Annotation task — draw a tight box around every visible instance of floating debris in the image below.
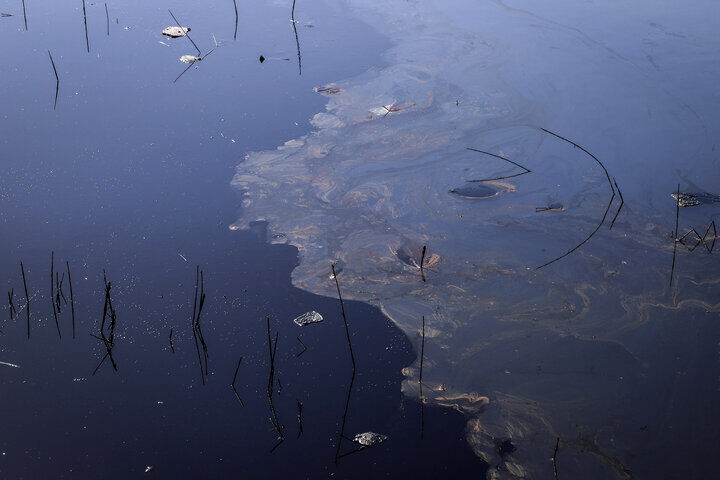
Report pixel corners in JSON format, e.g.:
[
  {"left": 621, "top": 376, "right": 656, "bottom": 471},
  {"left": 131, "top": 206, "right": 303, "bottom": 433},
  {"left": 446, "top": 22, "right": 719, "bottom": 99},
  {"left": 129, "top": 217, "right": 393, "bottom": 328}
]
[
  {"left": 1, "top": 13, "right": 13, "bottom": 17},
  {"left": 162, "top": 26, "right": 190, "bottom": 38},
  {"left": 0, "top": 361, "right": 20, "bottom": 368},
  {"left": 180, "top": 55, "right": 201, "bottom": 64},
  {"left": 259, "top": 55, "right": 266, "bottom": 63},
  {"left": 395, "top": 244, "right": 440, "bottom": 269},
  {"left": 72, "top": 377, "right": 86, "bottom": 382},
  {"left": 449, "top": 182, "right": 511, "bottom": 199},
  {"left": 353, "top": 432, "right": 387, "bottom": 446},
  {"left": 535, "top": 203, "right": 565, "bottom": 212},
  {"left": 671, "top": 192, "right": 720, "bottom": 207},
  {"left": 315, "top": 85, "right": 341, "bottom": 95},
  {"left": 144, "top": 466, "right": 154, "bottom": 473},
  {"left": 369, "top": 103, "right": 403, "bottom": 117},
  {"left": 293, "top": 311, "right": 323, "bottom": 326}
]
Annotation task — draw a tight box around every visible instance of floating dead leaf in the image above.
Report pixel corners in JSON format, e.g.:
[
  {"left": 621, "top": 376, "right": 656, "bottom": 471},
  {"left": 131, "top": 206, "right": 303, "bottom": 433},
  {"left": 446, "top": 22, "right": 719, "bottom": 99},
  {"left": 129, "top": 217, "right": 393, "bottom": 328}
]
[
  {"left": 180, "top": 54, "right": 201, "bottom": 64},
  {"left": 162, "top": 26, "right": 190, "bottom": 38}
]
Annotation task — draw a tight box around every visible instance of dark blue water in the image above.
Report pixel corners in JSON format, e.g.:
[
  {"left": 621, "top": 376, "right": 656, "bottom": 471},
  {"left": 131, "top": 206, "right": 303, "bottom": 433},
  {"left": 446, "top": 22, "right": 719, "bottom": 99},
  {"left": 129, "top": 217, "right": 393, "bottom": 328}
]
[{"left": 0, "top": 0, "right": 484, "bottom": 477}]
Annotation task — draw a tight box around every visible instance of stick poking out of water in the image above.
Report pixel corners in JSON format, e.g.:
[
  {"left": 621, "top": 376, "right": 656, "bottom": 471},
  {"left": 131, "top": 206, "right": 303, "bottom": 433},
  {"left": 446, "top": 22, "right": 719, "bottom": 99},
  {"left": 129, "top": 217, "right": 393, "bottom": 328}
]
[
  {"left": 21, "top": 262, "right": 30, "bottom": 339},
  {"left": 82, "top": 0, "right": 90, "bottom": 53},
  {"left": 21, "top": 0, "right": 27, "bottom": 30},
  {"left": 168, "top": 9, "right": 201, "bottom": 55},
  {"left": 231, "top": 355, "right": 244, "bottom": 406},
  {"left": 420, "top": 245, "right": 427, "bottom": 282},
  {"left": 232, "top": 0, "right": 238, "bottom": 40},
  {"left": 552, "top": 437, "right": 560, "bottom": 480},
  {"left": 48, "top": 50, "right": 59, "bottom": 110},
  {"left": 466, "top": 148, "right": 532, "bottom": 182},
  {"left": 168, "top": 328, "right": 175, "bottom": 353},
  {"left": 670, "top": 184, "right": 680, "bottom": 287},
  {"left": 66, "top": 261, "right": 75, "bottom": 339},
  {"left": 105, "top": 3, "right": 109, "bottom": 36},
  {"left": 50, "top": 251, "right": 61, "bottom": 338},
  {"left": 332, "top": 263, "right": 358, "bottom": 463}
]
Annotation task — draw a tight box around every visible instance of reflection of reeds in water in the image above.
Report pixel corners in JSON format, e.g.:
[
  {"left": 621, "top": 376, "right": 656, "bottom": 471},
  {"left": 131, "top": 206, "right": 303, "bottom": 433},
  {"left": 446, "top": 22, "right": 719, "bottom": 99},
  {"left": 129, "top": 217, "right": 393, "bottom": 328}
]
[
  {"left": 296, "top": 399, "right": 303, "bottom": 437},
  {"left": 670, "top": 184, "right": 680, "bottom": 287},
  {"left": 50, "top": 251, "right": 61, "bottom": 338},
  {"left": 20, "top": 262, "right": 30, "bottom": 339},
  {"left": 7, "top": 288, "right": 17, "bottom": 321},
  {"left": 266, "top": 316, "right": 284, "bottom": 452},
  {"left": 536, "top": 128, "right": 622, "bottom": 269},
  {"left": 466, "top": 147, "right": 531, "bottom": 182},
  {"left": 66, "top": 261, "right": 76, "bottom": 339},
  {"left": 92, "top": 271, "right": 118, "bottom": 375},
  {"left": 295, "top": 335, "right": 307, "bottom": 357},
  {"left": 48, "top": 51, "right": 59, "bottom": 110},
  {"left": 82, "top": 0, "right": 90, "bottom": 53},
  {"left": 191, "top": 266, "right": 209, "bottom": 384},
  {"left": 232, "top": 0, "right": 238, "bottom": 40},
  {"left": 420, "top": 245, "right": 427, "bottom": 282},
  {"left": 231, "top": 355, "right": 244, "bottom": 406},
  {"left": 552, "top": 437, "right": 560, "bottom": 480},
  {"left": 168, "top": 328, "right": 175, "bottom": 353},
  {"left": 332, "top": 263, "right": 358, "bottom": 463}
]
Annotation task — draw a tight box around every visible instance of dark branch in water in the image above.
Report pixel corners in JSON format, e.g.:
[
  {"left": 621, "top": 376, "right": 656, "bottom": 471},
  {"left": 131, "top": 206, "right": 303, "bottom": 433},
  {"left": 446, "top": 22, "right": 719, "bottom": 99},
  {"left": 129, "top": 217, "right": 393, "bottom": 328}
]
[
  {"left": 466, "top": 148, "right": 531, "bottom": 182},
  {"left": 420, "top": 245, "right": 427, "bottom": 282},
  {"left": 8, "top": 289, "right": 17, "bottom": 321},
  {"left": 540, "top": 128, "right": 614, "bottom": 194},
  {"left": 50, "top": 251, "right": 61, "bottom": 339},
  {"left": 419, "top": 315, "right": 426, "bottom": 439},
  {"left": 105, "top": 3, "right": 109, "bottom": 36},
  {"left": 232, "top": 0, "right": 238, "bottom": 40},
  {"left": 552, "top": 437, "right": 560, "bottom": 480},
  {"left": 48, "top": 51, "right": 59, "bottom": 110},
  {"left": 168, "top": 9, "right": 201, "bottom": 55},
  {"left": 536, "top": 128, "right": 619, "bottom": 269},
  {"left": 82, "top": 0, "right": 90, "bottom": 53},
  {"left": 295, "top": 335, "right": 307, "bottom": 357},
  {"left": 609, "top": 178, "right": 624, "bottom": 229},
  {"left": 66, "top": 261, "right": 75, "bottom": 339},
  {"left": 332, "top": 263, "right": 358, "bottom": 463},
  {"left": 231, "top": 355, "right": 244, "bottom": 406},
  {"left": 296, "top": 399, "right": 304, "bottom": 437},
  {"left": 670, "top": 184, "right": 680, "bottom": 287},
  {"left": 678, "top": 221, "right": 716, "bottom": 254},
  {"left": 21, "top": 0, "right": 27, "bottom": 30},
  {"left": 190, "top": 266, "right": 209, "bottom": 384},
  {"left": 21, "top": 262, "right": 30, "bottom": 339},
  {"left": 291, "top": 0, "right": 302, "bottom": 75},
  {"left": 536, "top": 188, "right": 615, "bottom": 269},
  {"left": 266, "top": 316, "right": 285, "bottom": 451},
  {"left": 168, "top": 328, "right": 175, "bottom": 353},
  {"left": 93, "top": 271, "right": 118, "bottom": 375}
]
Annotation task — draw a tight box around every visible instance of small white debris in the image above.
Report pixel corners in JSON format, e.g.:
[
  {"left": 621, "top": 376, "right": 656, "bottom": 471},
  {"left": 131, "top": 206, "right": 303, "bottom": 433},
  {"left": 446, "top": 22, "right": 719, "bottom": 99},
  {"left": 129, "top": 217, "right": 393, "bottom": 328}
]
[
  {"left": 353, "top": 432, "right": 387, "bottom": 446},
  {"left": 293, "top": 311, "right": 323, "bottom": 326},
  {"left": 162, "top": 26, "right": 190, "bottom": 38},
  {"left": 0, "top": 361, "right": 20, "bottom": 368},
  {"left": 180, "top": 55, "right": 201, "bottom": 64},
  {"left": 144, "top": 466, "right": 154, "bottom": 473},
  {"left": 73, "top": 377, "right": 86, "bottom": 382},
  {"left": 178, "top": 253, "right": 188, "bottom": 262}
]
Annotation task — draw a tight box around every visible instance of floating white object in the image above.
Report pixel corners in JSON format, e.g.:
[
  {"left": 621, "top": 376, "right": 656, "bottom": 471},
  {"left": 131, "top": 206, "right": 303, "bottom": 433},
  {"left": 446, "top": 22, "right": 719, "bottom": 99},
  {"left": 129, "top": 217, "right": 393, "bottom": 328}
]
[
  {"left": 353, "top": 432, "right": 387, "bottom": 446},
  {"left": 162, "top": 26, "right": 190, "bottom": 38},
  {"left": 293, "top": 311, "right": 323, "bottom": 326},
  {"left": 180, "top": 55, "right": 201, "bottom": 64},
  {"left": 0, "top": 361, "right": 19, "bottom": 368}
]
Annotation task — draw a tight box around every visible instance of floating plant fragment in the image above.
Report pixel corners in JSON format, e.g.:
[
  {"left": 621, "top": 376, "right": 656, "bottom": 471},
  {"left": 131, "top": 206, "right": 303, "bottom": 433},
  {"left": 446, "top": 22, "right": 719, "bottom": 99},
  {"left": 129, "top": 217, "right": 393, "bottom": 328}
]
[
  {"left": 315, "top": 85, "right": 341, "bottom": 95},
  {"left": 670, "top": 191, "right": 720, "bottom": 207},
  {"left": 0, "top": 361, "right": 20, "bottom": 368},
  {"left": 162, "top": 26, "right": 190, "bottom": 38},
  {"left": 179, "top": 54, "right": 201, "bottom": 64},
  {"left": 293, "top": 311, "right": 323, "bottom": 326},
  {"left": 353, "top": 432, "right": 387, "bottom": 446}
]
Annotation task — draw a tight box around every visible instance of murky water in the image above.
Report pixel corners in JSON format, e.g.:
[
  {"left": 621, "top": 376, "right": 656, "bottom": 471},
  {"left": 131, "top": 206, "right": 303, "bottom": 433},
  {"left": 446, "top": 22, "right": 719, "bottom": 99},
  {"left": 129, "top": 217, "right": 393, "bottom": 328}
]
[
  {"left": 234, "top": 0, "right": 720, "bottom": 478},
  {"left": 0, "top": 0, "right": 485, "bottom": 477}
]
